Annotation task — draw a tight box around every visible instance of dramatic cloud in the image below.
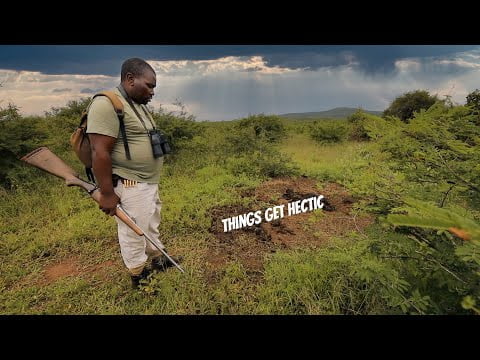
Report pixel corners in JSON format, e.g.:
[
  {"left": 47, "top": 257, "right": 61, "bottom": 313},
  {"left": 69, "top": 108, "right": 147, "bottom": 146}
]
[
  {"left": 0, "top": 70, "right": 117, "bottom": 115},
  {"left": 149, "top": 56, "right": 298, "bottom": 76},
  {"left": 1, "top": 47, "right": 480, "bottom": 121},
  {"left": 1, "top": 45, "right": 478, "bottom": 75}
]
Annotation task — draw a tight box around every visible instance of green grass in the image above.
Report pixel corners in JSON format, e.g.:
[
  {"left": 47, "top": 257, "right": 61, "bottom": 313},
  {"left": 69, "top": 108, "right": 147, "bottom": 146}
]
[
  {"left": 0, "top": 143, "right": 266, "bottom": 314},
  {"left": 1, "top": 118, "right": 477, "bottom": 314},
  {"left": 279, "top": 133, "right": 370, "bottom": 183}
]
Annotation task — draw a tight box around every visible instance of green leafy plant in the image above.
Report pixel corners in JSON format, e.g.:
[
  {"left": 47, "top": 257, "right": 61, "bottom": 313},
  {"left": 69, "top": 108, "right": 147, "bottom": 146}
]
[
  {"left": 383, "top": 90, "right": 438, "bottom": 122},
  {"left": 387, "top": 198, "right": 480, "bottom": 313},
  {"left": 309, "top": 120, "right": 348, "bottom": 144}
]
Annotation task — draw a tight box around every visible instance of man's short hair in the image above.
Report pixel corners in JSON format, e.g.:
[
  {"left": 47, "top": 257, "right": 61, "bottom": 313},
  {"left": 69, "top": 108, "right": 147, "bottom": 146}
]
[{"left": 121, "top": 58, "right": 155, "bottom": 81}]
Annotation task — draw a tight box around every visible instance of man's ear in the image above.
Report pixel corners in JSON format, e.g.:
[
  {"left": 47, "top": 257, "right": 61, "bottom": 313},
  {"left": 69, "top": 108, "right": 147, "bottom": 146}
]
[{"left": 126, "top": 73, "right": 135, "bottom": 87}]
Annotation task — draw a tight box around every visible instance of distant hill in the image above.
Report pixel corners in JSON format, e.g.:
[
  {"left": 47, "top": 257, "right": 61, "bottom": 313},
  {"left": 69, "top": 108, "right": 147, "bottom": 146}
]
[{"left": 278, "top": 107, "right": 383, "bottom": 119}]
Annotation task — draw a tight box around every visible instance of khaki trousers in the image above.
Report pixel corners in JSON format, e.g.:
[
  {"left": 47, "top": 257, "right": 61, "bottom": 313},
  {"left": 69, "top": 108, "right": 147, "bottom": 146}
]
[{"left": 113, "top": 181, "right": 165, "bottom": 274}]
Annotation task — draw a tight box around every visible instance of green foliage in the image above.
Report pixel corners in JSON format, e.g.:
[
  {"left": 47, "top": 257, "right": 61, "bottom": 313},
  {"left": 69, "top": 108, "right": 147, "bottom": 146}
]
[
  {"left": 225, "top": 149, "right": 300, "bottom": 179},
  {"left": 383, "top": 90, "right": 438, "bottom": 122},
  {"left": 347, "top": 109, "right": 386, "bottom": 141},
  {"left": 376, "top": 102, "right": 480, "bottom": 207},
  {"left": 466, "top": 89, "right": 480, "bottom": 112},
  {"left": 0, "top": 115, "right": 48, "bottom": 188},
  {"left": 309, "top": 120, "right": 348, "bottom": 144},
  {"left": 234, "top": 114, "right": 286, "bottom": 143},
  {"left": 2, "top": 91, "right": 479, "bottom": 315},
  {"left": 44, "top": 98, "right": 91, "bottom": 118},
  {"left": 258, "top": 232, "right": 431, "bottom": 315},
  {"left": 151, "top": 104, "right": 205, "bottom": 152},
  {"left": 388, "top": 198, "right": 480, "bottom": 240},
  {"left": 221, "top": 115, "right": 298, "bottom": 179},
  {"left": 466, "top": 89, "right": 480, "bottom": 127},
  {"left": 0, "top": 103, "right": 21, "bottom": 121},
  {"left": 340, "top": 102, "right": 480, "bottom": 214},
  {"left": 386, "top": 198, "right": 480, "bottom": 313}
]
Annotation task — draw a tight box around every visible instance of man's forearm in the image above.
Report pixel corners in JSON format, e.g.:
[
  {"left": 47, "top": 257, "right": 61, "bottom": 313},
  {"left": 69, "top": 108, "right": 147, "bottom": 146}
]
[{"left": 91, "top": 150, "right": 114, "bottom": 195}]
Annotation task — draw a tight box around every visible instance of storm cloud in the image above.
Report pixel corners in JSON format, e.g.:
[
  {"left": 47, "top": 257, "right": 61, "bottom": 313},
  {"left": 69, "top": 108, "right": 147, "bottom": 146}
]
[
  {"left": 1, "top": 46, "right": 480, "bottom": 120},
  {"left": 1, "top": 45, "right": 479, "bottom": 76}
]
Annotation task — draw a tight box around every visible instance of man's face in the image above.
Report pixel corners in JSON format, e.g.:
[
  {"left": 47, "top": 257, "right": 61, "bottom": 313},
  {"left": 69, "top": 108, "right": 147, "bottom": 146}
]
[{"left": 126, "top": 70, "right": 156, "bottom": 105}]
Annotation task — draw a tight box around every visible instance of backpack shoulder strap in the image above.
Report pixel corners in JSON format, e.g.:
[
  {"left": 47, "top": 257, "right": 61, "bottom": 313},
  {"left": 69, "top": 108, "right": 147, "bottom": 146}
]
[
  {"left": 90, "top": 91, "right": 131, "bottom": 160},
  {"left": 92, "top": 91, "right": 124, "bottom": 118}
]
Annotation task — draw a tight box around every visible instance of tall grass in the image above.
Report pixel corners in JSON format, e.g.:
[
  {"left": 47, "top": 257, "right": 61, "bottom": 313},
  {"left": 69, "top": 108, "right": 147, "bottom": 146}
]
[{"left": 279, "top": 133, "right": 370, "bottom": 183}]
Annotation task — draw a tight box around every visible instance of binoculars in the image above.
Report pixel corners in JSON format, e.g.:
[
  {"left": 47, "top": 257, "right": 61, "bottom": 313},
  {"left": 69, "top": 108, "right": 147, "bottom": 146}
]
[{"left": 148, "top": 130, "right": 171, "bottom": 158}]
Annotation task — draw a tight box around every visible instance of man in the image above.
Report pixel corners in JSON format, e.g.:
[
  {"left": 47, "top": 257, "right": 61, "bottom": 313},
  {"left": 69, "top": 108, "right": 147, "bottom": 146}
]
[{"left": 87, "top": 58, "right": 182, "bottom": 289}]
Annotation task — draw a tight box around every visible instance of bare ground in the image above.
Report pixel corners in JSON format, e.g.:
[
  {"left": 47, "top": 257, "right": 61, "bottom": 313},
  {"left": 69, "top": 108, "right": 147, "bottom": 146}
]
[
  {"left": 205, "top": 176, "right": 374, "bottom": 283},
  {"left": 41, "top": 257, "right": 120, "bottom": 285}
]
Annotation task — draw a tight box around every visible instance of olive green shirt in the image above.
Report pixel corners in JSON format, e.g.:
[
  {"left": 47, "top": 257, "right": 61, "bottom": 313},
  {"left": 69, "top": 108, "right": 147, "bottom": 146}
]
[{"left": 86, "top": 87, "right": 163, "bottom": 183}]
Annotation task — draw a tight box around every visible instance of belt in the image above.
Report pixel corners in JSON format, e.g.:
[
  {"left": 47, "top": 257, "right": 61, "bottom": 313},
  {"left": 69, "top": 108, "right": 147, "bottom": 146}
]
[{"left": 112, "top": 174, "right": 138, "bottom": 188}]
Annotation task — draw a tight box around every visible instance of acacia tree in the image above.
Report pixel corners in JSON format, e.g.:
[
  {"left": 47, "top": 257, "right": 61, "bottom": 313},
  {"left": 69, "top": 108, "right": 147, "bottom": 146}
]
[{"left": 383, "top": 90, "right": 438, "bottom": 122}]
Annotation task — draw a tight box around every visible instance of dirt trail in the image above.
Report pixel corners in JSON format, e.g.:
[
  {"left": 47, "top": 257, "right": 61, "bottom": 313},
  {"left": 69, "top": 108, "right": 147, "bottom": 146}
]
[
  {"left": 39, "top": 257, "right": 119, "bottom": 286},
  {"left": 206, "top": 176, "right": 374, "bottom": 283}
]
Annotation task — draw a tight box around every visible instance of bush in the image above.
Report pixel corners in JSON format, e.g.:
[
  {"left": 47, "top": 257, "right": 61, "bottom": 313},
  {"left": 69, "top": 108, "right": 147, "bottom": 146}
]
[
  {"left": 44, "top": 98, "right": 91, "bottom": 118},
  {"left": 378, "top": 102, "right": 480, "bottom": 205},
  {"left": 309, "top": 120, "right": 348, "bottom": 144},
  {"left": 223, "top": 115, "right": 285, "bottom": 156},
  {"left": 347, "top": 110, "right": 385, "bottom": 141},
  {"left": 387, "top": 199, "right": 480, "bottom": 314},
  {"left": 466, "top": 89, "right": 480, "bottom": 112},
  {"left": 0, "top": 103, "right": 21, "bottom": 122},
  {"left": 383, "top": 90, "right": 438, "bottom": 122},
  {"left": 226, "top": 149, "right": 299, "bottom": 179},
  {"left": 466, "top": 89, "right": 480, "bottom": 126},
  {"left": 225, "top": 126, "right": 270, "bottom": 155},
  {"left": 151, "top": 104, "right": 205, "bottom": 152},
  {"left": 234, "top": 114, "right": 286, "bottom": 143},
  {"left": 0, "top": 113, "right": 48, "bottom": 188}
]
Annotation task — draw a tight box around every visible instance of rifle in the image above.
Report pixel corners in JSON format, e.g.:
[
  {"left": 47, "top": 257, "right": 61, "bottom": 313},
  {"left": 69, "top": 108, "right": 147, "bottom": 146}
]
[{"left": 20, "top": 146, "right": 185, "bottom": 273}]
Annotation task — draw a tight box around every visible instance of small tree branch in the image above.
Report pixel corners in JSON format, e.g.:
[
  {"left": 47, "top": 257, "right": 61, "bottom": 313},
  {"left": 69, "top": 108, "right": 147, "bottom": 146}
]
[{"left": 439, "top": 183, "right": 455, "bottom": 208}]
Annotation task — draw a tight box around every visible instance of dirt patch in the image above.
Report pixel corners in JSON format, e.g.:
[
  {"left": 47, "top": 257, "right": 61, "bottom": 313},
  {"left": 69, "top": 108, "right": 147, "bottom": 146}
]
[
  {"left": 39, "top": 257, "right": 118, "bottom": 286},
  {"left": 43, "top": 258, "right": 81, "bottom": 284},
  {"left": 207, "top": 205, "right": 277, "bottom": 283},
  {"left": 206, "top": 176, "right": 374, "bottom": 283}
]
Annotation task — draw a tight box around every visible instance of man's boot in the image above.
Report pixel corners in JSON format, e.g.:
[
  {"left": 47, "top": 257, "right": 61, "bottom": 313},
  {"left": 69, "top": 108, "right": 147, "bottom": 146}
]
[
  {"left": 130, "top": 267, "right": 151, "bottom": 289},
  {"left": 151, "top": 254, "right": 184, "bottom": 272}
]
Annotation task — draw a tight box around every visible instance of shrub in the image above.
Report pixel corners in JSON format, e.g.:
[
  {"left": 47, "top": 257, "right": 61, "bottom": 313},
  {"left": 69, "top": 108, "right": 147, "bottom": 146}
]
[
  {"left": 0, "top": 103, "right": 21, "bottom": 122},
  {"left": 0, "top": 113, "right": 47, "bottom": 188},
  {"left": 44, "top": 98, "right": 91, "bottom": 118},
  {"left": 466, "top": 89, "right": 480, "bottom": 126},
  {"left": 387, "top": 198, "right": 480, "bottom": 314},
  {"left": 226, "top": 149, "right": 299, "bottom": 179},
  {"left": 466, "top": 89, "right": 480, "bottom": 112},
  {"left": 234, "top": 114, "right": 286, "bottom": 143},
  {"left": 378, "top": 102, "right": 480, "bottom": 206},
  {"left": 309, "top": 120, "right": 348, "bottom": 144},
  {"left": 151, "top": 104, "right": 205, "bottom": 152},
  {"left": 347, "top": 109, "right": 385, "bottom": 141},
  {"left": 383, "top": 90, "right": 438, "bottom": 122}
]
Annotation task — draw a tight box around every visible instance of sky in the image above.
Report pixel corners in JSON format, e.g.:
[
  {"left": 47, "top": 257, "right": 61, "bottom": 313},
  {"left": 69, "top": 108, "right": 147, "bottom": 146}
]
[{"left": 1, "top": 45, "right": 480, "bottom": 121}]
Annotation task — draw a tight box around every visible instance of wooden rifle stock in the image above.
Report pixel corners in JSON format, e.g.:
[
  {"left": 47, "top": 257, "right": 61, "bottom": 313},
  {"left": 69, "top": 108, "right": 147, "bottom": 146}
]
[
  {"left": 21, "top": 147, "right": 185, "bottom": 272},
  {"left": 20, "top": 147, "right": 142, "bottom": 235}
]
